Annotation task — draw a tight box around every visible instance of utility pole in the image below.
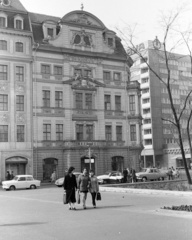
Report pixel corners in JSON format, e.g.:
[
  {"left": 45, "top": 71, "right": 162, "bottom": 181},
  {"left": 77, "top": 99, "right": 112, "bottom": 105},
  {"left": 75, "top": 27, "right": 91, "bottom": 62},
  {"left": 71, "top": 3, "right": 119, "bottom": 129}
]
[{"left": 88, "top": 146, "right": 91, "bottom": 170}]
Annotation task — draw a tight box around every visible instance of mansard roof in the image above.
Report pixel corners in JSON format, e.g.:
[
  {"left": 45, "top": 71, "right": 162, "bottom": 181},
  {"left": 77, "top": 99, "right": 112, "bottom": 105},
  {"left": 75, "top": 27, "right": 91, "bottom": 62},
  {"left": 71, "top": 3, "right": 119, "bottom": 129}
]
[{"left": 0, "top": 0, "right": 27, "bottom": 12}]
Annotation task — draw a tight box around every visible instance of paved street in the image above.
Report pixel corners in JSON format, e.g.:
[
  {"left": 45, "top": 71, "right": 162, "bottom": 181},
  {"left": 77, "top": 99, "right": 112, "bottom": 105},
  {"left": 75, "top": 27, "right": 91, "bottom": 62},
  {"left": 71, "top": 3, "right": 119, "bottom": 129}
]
[{"left": 0, "top": 185, "right": 192, "bottom": 240}]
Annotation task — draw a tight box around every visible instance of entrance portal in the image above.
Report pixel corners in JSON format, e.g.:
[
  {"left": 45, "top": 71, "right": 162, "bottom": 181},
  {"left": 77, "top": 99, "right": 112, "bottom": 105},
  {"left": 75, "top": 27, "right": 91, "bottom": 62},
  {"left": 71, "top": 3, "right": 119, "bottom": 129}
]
[
  {"left": 111, "top": 156, "right": 124, "bottom": 172},
  {"left": 43, "top": 158, "right": 58, "bottom": 180},
  {"left": 6, "top": 157, "right": 28, "bottom": 177},
  {"left": 81, "top": 157, "right": 95, "bottom": 173}
]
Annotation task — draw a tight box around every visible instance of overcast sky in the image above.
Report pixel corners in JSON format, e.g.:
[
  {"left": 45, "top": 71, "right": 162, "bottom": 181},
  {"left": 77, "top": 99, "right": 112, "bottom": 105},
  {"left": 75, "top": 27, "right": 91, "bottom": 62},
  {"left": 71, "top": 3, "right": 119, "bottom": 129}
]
[{"left": 21, "top": 0, "right": 192, "bottom": 50}]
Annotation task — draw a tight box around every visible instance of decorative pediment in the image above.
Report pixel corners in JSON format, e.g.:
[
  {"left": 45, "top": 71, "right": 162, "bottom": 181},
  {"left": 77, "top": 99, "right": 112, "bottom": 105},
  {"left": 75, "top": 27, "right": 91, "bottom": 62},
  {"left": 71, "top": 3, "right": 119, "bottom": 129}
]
[
  {"left": 61, "top": 11, "right": 106, "bottom": 29},
  {"left": 64, "top": 76, "right": 105, "bottom": 90}
]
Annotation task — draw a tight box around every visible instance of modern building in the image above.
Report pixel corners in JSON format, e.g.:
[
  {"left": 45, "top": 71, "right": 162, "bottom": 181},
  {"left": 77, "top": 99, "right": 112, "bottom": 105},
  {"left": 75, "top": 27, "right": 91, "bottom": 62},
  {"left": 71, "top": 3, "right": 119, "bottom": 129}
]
[
  {"left": 0, "top": 0, "right": 142, "bottom": 181},
  {"left": 130, "top": 40, "right": 192, "bottom": 169}
]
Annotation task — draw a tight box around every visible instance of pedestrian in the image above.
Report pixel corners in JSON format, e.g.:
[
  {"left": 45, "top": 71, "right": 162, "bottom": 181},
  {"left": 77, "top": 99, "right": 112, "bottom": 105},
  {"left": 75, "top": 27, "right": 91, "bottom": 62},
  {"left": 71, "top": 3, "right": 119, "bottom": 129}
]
[
  {"left": 10, "top": 171, "right": 14, "bottom": 180},
  {"left": 50, "top": 170, "right": 56, "bottom": 183},
  {"left": 122, "top": 168, "right": 128, "bottom": 183},
  {"left": 63, "top": 166, "right": 77, "bottom": 210},
  {"left": 77, "top": 168, "right": 90, "bottom": 209},
  {"left": 89, "top": 170, "right": 99, "bottom": 208},
  {"left": 6, "top": 171, "right": 11, "bottom": 180},
  {"left": 167, "top": 167, "right": 173, "bottom": 180},
  {"left": 130, "top": 168, "right": 137, "bottom": 183}
]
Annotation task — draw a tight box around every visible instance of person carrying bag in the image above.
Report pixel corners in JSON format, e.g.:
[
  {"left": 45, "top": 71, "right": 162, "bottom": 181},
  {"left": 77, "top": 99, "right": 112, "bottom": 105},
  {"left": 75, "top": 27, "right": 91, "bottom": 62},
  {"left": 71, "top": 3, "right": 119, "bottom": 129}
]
[{"left": 89, "top": 170, "right": 100, "bottom": 208}]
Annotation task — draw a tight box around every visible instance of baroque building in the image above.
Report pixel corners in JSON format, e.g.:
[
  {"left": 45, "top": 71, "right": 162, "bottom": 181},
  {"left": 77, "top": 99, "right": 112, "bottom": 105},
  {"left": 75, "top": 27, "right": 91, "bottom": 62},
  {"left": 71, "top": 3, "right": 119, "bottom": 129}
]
[{"left": 0, "top": 0, "right": 142, "bottom": 181}]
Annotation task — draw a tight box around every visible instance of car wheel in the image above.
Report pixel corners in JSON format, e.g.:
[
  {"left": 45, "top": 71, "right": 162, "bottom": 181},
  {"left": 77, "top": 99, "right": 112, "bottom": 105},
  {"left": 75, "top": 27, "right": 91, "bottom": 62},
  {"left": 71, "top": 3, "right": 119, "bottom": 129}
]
[
  {"left": 30, "top": 185, "right": 36, "bottom": 189},
  {"left": 9, "top": 185, "right": 15, "bottom": 191},
  {"left": 142, "top": 177, "right": 147, "bottom": 182}
]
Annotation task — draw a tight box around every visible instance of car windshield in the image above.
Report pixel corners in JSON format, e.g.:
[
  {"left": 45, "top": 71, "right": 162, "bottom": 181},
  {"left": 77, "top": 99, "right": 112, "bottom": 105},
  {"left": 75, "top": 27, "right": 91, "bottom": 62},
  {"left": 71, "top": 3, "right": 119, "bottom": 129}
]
[
  {"left": 13, "top": 176, "right": 19, "bottom": 180},
  {"left": 140, "top": 169, "right": 147, "bottom": 172}
]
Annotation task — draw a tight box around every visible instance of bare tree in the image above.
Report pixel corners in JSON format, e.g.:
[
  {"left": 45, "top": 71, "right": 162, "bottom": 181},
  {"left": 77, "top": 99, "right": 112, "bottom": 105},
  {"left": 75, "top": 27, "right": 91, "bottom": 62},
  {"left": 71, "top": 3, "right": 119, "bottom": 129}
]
[{"left": 117, "top": 6, "right": 192, "bottom": 184}]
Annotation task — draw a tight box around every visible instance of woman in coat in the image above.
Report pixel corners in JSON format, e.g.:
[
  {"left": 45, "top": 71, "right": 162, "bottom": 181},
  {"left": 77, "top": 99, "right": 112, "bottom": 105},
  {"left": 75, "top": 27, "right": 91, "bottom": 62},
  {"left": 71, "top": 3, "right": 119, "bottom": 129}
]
[
  {"left": 77, "top": 168, "right": 90, "bottom": 209},
  {"left": 63, "top": 166, "right": 77, "bottom": 210},
  {"left": 89, "top": 170, "right": 99, "bottom": 208}
]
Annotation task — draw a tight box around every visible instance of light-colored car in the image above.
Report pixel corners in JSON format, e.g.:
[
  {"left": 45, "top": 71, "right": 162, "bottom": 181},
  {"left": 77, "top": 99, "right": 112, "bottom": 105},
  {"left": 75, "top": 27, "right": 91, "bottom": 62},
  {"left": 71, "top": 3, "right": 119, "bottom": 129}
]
[
  {"left": 55, "top": 172, "right": 81, "bottom": 187},
  {"left": 136, "top": 168, "right": 167, "bottom": 182},
  {"left": 97, "top": 171, "right": 123, "bottom": 184},
  {"left": 2, "top": 175, "right": 41, "bottom": 190}
]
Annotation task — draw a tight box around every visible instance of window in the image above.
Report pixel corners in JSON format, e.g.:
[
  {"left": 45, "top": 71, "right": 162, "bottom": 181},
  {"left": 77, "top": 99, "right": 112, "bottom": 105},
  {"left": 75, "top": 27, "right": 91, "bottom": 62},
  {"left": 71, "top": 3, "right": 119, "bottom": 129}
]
[
  {"left": 0, "top": 40, "right": 7, "bottom": 50},
  {"left": 84, "top": 36, "right": 90, "bottom": 46},
  {"left": 143, "top": 108, "right": 150, "bottom": 114},
  {"left": 75, "top": 92, "right": 93, "bottom": 109},
  {"left": 76, "top": 124, "right": 94, "bottom": 141},
  {"left": 0, "top": 17, "right": 6, "bottom": 27},
  {"left": 0, "top": 125, "right": 8, "bottom": 142},
  {"left": 114, "top": 72, "right": 121, "bottom": 81},
  {"left": 16, "top": 66, "right": 24, "bottom": 81},
  {"left": 16, "top": 95, "right": 24, "bottom": 111},
  {"left": 0, "top": 94, "right": 8, "bottom": 111},
  {"left": 15, "top": 42, "right": 23, "bottom": 52},
  {"left": 142, "top": 98, "right": 150, "bottom": 104},
  {"left": 43, "top": 124, "right": 51, "bottom": 141},
  {"left": 143, "top": 118, "right": 151, "bottom": 124},
  {"left": 103, "top": 71, "right": 110, "bottom": 81},
  {"left": 130, "top": 125, "right": 136, "bottom": 141},
  {"left": 15, "top": 20, "right": 22, "bottom": 29},
  {"left": 104, "top": 95, "right": 111, "bottom": 110},
  {"left": 47, "top": 28, "right": 53, "bottom": 37},
  {"left": 85, "top": 93, "right": 92, "bottom": 109},
  {"left": 144, "top": 129, "right": 152, "bottom": 134},
  {"left": 145, "top": 139, "right": 152, "bottom": 145},
  {"left": 86, "top": 125, "right": 93, "bottom": 140},
  {"left": 56, "top": 124, "right": 63, "bottom": 141},
  {"left": 116, "top": 126, "right": 122, "bottom": 141},
  {"left": 115, "top": 96, "right": 121, "bottom": 111},
  {"left": 42, "top": 90, "right": 50, "bottom": 107},
  {"left": 17, "top": 125, "right": 24, "bottom": 142},
  {"left": 76, "top": 92, "right": 83, "bottom": 109},
  {"left": 55, "top": 91, "right": 63, "bottom": 108},
  {"left": 108, "top": 38, "right": 113, "bottom": 47},
  {"left": 74, "top": 68, "right": 92, "bottom": 78},
  {"left": 0, "top": 65, "right": 8, "bottom": 80},
  {"left": 74, "top": 34, "right": 81, "bottom": 44},
  {"left": 105, "top": 125, "right": 112, "bottom": 141},
  {"left": 76, "top": 124, "right": 83, "bottom": 140},
  {"left": 54, "top": 66, "right": 62, "bottom": 75},
  {"left": 141, "top": 68, "right": 148, "bottom": 74},
  {"left": 129, "top": 95, "right": 135, "bottom": 113},
  {"left": 41, "top": 65, "right": 50, "bottom": 74}
]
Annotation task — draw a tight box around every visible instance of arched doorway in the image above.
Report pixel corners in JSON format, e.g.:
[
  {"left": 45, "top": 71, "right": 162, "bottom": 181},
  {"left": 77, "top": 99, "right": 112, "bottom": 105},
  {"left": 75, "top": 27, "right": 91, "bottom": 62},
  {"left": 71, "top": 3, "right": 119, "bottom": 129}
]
[
  {"left": 6, "top": 156, "right": 28, "bottom": 176},
  {"left": 43, "top": 158, "right": 58, "bottom": 181},
  {"left": 81, "top": 156, "right": 95, "bottom": 173},
  {"left": 111, "top": 156, "right": 124, "bottom": 172}
]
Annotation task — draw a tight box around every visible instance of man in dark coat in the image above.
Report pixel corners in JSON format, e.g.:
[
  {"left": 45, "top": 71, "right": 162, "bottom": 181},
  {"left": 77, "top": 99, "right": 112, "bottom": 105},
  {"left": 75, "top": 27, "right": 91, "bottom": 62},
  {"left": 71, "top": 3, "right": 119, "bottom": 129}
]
[
  {"left": 63, "top": 166, "right": 77, "bottom": 210},
  {"left": 123, "top": 168, "right": 128, "bottom": 183}
]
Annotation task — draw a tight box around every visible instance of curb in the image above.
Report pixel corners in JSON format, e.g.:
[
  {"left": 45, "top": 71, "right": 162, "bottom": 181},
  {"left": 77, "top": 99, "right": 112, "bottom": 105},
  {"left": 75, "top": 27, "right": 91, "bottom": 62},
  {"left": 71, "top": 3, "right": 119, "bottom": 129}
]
[{"left": 100, "top": 186, "right": 192, "bottom": 197}]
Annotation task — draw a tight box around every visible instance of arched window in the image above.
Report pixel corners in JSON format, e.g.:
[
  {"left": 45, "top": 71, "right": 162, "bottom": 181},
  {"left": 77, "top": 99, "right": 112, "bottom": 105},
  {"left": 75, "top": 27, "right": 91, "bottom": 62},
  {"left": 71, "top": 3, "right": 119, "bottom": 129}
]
[
  {"left": 15, "top": 42, "right": 23, "bottom": 52},
  {"left": 14, "top": 15, "right": 24, "bottom": 30},
  {"left": 0, "top": 12, "right": 7, "bottom": 28},
  {"left": 0, "top": 40, "right": 7, "bottom": 50},
  {"left": 74, "top": 34, "right": 81, "bottom": 44}
]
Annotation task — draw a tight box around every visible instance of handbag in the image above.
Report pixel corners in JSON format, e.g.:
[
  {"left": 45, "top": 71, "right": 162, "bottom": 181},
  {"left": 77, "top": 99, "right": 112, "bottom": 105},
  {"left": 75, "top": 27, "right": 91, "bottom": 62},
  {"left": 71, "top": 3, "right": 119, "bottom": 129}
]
[
  {"left": 76, "top": 190, "right": 81, "bottom": 204},
  {"left": 63, "top": 192, "right": 67, "bottom": 204},
  {"left": 96, "top": 192, "right": 101, "bottom": 201}
]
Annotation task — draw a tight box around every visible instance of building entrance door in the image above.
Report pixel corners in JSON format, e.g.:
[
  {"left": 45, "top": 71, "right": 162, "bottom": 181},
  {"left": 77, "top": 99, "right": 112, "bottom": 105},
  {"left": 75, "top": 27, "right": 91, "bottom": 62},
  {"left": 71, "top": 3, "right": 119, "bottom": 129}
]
[
  {"left": 81, "top": 157, "right": 95, "bottom": 173},
  {"left": 43, "top": 158, "right": 58, "bottom": 181}
]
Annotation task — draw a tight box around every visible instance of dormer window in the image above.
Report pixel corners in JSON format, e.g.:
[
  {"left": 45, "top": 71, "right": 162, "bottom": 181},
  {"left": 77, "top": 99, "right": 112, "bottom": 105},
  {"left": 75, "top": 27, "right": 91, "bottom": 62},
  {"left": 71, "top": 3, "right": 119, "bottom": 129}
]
[
  {"left": 0, "top": 13, "right": 7, "bottom": 28},
  {"left": 47, "top": 28, "right": 54, "bottom": 37},
  {"left": 108, "top": 38, "right": 113, "bottom": 47},
  {"left": 14, "top": 15, "right": 24, "bottom": 30}
]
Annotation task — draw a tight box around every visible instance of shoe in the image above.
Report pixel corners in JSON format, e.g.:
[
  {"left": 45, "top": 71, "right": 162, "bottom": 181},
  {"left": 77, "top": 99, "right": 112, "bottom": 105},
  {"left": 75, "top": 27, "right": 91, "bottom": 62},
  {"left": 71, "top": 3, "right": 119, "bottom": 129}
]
[
  {"left": 69, "top": 207, "right": 72, "bottom": 210},
  {"left": 93, "top": 205, "right": 96, "bottom": 208},
  {"left": 83, "top": 206, "right": 86, "bottom": 209},
  {"left": 72, "top": 207, "right": 76, "bottom": 210}
]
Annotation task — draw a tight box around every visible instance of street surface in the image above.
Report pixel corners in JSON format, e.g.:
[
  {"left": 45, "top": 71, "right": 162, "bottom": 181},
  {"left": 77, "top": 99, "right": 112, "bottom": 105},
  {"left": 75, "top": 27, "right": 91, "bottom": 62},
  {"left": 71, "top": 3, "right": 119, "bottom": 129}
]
[{"left": 0, "top": 185, "right": 192, "bottom": 240}]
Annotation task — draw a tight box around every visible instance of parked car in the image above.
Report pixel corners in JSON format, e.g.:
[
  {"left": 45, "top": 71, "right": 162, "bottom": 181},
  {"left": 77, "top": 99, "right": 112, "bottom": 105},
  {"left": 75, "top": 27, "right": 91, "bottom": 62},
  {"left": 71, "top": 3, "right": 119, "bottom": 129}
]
[
  {"left": 136, "top": 168, "right": 167, "bottom": 182},
  {"left": 2, "top": 175, "right": 41, "bottom": 190},
  {"left": 97, "top": 171, "right": 123, "bottom": 184},
  {"left": 55, "top": 172, "right": 81, "bottom": 187}
]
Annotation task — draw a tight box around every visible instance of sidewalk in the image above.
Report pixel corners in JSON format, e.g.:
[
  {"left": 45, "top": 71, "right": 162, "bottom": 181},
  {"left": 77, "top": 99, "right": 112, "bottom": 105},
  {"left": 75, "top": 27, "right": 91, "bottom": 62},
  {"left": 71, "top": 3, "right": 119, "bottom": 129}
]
[{"left": 100, "top": 186, "right": 192, "bottom": 197}]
